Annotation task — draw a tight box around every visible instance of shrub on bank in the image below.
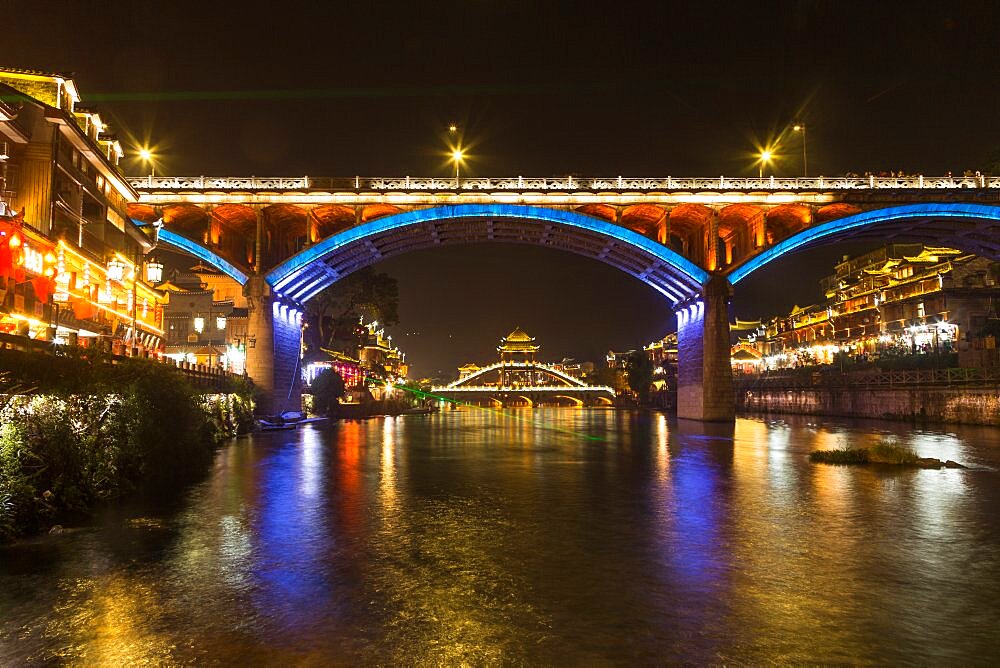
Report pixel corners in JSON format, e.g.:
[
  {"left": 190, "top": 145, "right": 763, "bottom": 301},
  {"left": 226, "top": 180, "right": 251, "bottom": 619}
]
[
  {"left": 809, "top": 448, "right": 871, "bottom": 464},
  {"left": 0, "top": 354, "right": 253, "bottom": 542},
  {"left": 809, "top": 441, "right": 921, "bottom": 466}
]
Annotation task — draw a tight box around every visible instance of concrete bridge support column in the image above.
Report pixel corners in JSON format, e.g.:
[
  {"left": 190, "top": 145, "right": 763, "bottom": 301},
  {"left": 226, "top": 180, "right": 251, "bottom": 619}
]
[
  {"left": 244, "top": 276, "right": 303, "bottom": 415},
  {"left": 676, "top": 275, "right": 734, "bottom": 421}
]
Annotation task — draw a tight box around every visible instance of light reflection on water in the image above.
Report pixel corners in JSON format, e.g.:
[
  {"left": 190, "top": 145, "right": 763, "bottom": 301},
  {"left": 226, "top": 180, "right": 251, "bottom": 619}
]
[{"left": 2, "top": 410, "right": 1000, "bottom": 664}]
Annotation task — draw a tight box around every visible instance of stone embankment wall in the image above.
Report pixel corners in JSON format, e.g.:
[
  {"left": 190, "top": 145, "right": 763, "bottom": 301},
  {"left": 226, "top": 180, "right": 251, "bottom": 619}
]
[{"left": 738, "top": 386, "right": 1000, "bottom": 426}]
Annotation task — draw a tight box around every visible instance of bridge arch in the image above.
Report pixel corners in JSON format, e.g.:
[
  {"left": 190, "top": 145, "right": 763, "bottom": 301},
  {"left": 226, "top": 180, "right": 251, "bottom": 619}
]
[
  {"left": 266, "top": 204, "right": 709, "bottom": 305},
  {"left": 150, "top": 228, "right": 250, "bottom": 285},
  {"left": 728, "top": 203, "right": 1000, "bottom": 285},
  {"left": 448, "top": 361, "right": 587, "bottom": 388}
]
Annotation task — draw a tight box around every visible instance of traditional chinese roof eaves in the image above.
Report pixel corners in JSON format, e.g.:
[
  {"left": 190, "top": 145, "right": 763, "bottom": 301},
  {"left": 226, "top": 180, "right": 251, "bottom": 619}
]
[{"left": 0, "top": 65, "right": 75, "bottom": 79}]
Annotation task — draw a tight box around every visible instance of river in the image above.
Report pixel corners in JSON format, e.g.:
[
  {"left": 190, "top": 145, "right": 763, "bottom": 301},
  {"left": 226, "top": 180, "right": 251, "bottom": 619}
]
[{"left": 2, "top": 409, "right": 1000, "bottom": 664}]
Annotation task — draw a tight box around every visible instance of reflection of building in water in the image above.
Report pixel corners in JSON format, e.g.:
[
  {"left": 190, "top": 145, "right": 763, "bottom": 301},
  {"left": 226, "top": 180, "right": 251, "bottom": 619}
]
[{"left": 736, "top": 244, "right": 1000, "bottom": 369}]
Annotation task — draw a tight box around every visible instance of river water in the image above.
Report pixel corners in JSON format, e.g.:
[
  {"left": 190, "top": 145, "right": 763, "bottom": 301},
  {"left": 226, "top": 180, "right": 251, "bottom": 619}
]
[{"left": 2, "top": 409, "right": 1000, "bottom": 664}]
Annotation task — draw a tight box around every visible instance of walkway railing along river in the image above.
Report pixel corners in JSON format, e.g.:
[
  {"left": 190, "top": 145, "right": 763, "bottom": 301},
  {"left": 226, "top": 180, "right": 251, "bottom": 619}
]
[
  {"left": 0, "top": 332, "right": 240, "bottom": 392},
  {"left": 736, "top": 366, "right": 1000, "bottom": 390},
  {"left": 129, "top": 174, "right": 1000, "bottom": 192}
]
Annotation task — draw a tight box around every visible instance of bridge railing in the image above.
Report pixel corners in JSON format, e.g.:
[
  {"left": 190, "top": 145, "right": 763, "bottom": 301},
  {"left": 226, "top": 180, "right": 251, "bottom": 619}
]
[
  {"left": 128, "top": 175, "right": 1000, "bottom": 193},
  {"left": 432, "top": 384, "right": 615, "bottom": 393},
  {"left": 446, "top": 360, "right": 587, "bottom": 388}
]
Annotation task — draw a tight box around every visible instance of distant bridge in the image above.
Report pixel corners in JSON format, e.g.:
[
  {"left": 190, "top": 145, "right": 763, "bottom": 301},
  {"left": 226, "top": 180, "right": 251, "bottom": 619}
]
[{"left": 432, "top": 361, "right": 614, "bottom": 406}]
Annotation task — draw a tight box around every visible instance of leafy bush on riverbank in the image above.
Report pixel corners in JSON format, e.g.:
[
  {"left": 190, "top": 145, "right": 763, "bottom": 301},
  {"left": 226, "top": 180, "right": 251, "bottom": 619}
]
[{"left": 0, "top": 355, "right": 253, "bottom": 542}]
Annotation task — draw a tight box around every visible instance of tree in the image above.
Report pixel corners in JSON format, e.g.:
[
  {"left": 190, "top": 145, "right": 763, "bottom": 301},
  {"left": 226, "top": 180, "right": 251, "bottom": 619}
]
[
  {"left": 983, "top": 146, "right": 1000, "bottom": 175},
  {"left": 306, "top": 267, "right": 400, "bottom": 352},
  {"left": 586, "top": 364, "right": 625, "bottom": 392},
  {"left": 624, "top": 351, "right": 654, "bottom": 402},
  {"left": 310, "top": 369, "right": 346, "bottom": 415}
]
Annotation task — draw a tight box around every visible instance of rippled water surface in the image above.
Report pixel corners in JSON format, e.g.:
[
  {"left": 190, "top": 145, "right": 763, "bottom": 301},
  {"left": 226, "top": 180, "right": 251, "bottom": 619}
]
[{"left": 3, "top": 409, "right": 1000, "bottom": 664}]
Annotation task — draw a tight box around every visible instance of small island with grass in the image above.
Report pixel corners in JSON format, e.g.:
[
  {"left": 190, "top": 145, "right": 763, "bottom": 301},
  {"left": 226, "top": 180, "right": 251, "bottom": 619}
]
[{"left": 809, "top": 441, "right": 966, "bottom": 469}]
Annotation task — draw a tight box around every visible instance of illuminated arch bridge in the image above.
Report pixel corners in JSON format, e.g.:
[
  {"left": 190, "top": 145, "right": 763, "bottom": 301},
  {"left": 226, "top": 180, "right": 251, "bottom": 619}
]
[
  {"left": 431, "top": 362, "right": 615, "bottom": 406},
  {"left": 127, "top": 175, "right": 1000, "bottom": 420}
]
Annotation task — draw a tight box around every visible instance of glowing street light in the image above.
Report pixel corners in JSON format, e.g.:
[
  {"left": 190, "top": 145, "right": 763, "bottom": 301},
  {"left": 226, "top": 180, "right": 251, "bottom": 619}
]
[
  {"left": 138, "top": 148, "right": 155, "bottom": 177},
  {"left": 451, "top": 148, "right": 465, "bottom": 183},
  {"left": 448, "top": 122, "right": 458, "bottom": 134},
  {"left": 758, "top": 150, "right": 773, "bottom": 178},
  {"left": 793, "top": 123, "right": 808, "bottom": 176}
]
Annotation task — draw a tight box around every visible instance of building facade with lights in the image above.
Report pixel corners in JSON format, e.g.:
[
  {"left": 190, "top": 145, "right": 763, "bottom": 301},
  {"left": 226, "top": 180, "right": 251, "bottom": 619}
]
[
  {"left": 303, "top": 318, "right": 410, "bottom": 402},
  {"left": 744, "top": 244, "right": 1000, "bottom": 368},
  {"left": 358, "top": 319, "right": 409, "bottom": 382},
  {"left": 0, "top": 67, "right": 165, "bottom": 351},
  {"left": 159, "top": 266, "right": 250, "bottom": 372}
]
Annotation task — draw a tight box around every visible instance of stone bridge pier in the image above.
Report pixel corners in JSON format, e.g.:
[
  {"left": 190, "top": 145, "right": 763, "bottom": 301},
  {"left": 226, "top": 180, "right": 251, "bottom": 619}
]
[
  {"left": 676, "top": 275, "right": 734, "bottom": 421},
  {"left": 244, "top": 276, "right": 303, "bottom": 415}
]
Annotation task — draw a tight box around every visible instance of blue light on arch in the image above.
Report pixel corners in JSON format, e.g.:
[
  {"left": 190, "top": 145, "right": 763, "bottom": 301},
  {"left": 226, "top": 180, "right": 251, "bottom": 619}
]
[
  {"left": 266, "top": 203, "right": 709, "bottom": 303},
  {"left": 728, "top": 202, "right": 1000, "bottom": 285},
  {"left": 156, "top": 228, "right": 250, "bottom": 285}
]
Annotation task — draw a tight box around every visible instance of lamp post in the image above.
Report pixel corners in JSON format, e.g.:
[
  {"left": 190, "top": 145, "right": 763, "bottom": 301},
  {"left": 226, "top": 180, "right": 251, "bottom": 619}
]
[
  {"left": 793, "top": 124, "right": 808, "bottom": 176},
  {"left": 451, "top": 148, "right": 464, "bottom": 186},
  {"left": 138, "top": 148, "right": 155, "bottom": 178},
  {"left": 758, "top": 150, "right": 773, "bottom": 178}
]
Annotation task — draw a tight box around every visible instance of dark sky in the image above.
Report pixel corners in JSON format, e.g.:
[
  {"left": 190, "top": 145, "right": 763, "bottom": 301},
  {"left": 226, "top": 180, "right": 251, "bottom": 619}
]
[{"left": 7, "top": 0, "right": 999, "bottom": 376}]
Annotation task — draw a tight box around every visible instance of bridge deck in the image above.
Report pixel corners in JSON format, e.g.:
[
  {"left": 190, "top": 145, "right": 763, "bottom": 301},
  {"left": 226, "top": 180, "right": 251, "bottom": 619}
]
[{"left": 131, "top": 175, "right": 1000, "bottom": 195}]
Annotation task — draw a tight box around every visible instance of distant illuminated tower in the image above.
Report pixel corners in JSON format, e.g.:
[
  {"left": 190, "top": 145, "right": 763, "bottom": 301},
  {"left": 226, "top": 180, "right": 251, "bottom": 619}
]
[{"left": 497, "top": 326, "right": 540, "bottom": 387}]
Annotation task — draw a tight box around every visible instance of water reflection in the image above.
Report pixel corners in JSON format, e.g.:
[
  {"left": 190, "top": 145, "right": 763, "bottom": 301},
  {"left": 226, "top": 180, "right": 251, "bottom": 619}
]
[{"left": 2, "top": 412, "right": 1000, "bottom": 664}]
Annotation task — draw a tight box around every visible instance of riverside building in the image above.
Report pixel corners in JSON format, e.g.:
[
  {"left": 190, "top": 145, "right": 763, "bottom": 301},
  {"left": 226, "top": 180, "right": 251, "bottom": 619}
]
[
  {"left": 742, "top": 244, "right": 1000, "bottom": 369},
  {"left": 0, "top": 66, "right": 165, "bottom": 352}
]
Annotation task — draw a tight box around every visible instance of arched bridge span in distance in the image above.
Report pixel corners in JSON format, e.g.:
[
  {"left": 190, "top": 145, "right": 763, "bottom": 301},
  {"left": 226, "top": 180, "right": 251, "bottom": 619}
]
[
  {"left": 431, "top": 361, "right": 616, "bottom": 407},
  {"left": 127, "top": 175, "right": 1000, "bottom": 419}
]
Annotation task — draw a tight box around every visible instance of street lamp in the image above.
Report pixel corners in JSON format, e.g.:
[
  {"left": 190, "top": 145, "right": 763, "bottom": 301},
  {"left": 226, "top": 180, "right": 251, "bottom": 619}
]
[
  {"left": 758, "top": 150, "right": 773, "bottom": 178},
  {"left": 793, "top": 124, "right": 808, "bottom": 176},
  {"left": 138, "top": 148, "right": 155, "bottom": 177},
  {"left": 448, "top": 122, "right": 458, "bottom": 134},
  {"left": 451, "top": 148, "right": 465, "bottom": 184}
]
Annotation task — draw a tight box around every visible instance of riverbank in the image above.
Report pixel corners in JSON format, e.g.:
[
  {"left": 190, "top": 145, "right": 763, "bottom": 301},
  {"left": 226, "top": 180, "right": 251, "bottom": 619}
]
[
  {"left": 736, "top": 368, "right": 1000, "bottom": 426},
  {"left": 0, "top": 350, "right": 254, "bottom": 542}
]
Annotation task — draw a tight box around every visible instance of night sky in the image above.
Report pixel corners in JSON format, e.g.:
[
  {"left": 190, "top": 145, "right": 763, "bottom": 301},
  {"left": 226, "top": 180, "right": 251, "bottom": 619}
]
[{"left": 7, "top": 1, "right": 999, "bottom": 376}]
